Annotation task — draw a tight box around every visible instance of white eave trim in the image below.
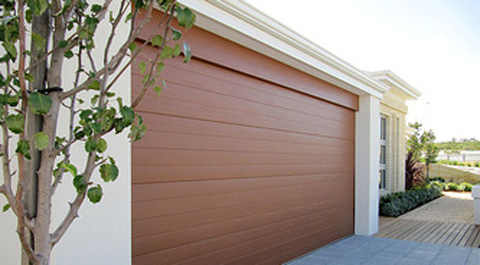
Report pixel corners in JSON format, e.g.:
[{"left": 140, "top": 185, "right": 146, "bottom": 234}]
[
  {"left": 368, "top": 70, "right": 421, "bottom": 100},
  {"left": 178, "top": 0, "right": 388, "bottom": 98}
]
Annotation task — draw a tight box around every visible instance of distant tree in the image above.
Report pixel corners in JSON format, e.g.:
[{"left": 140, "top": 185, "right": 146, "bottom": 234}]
[
  {"left": 437, "top": 138, "right": 480, "bottom": 151},
  {"left": 406, "top": 122, "right": 439, "bottom": 187}
]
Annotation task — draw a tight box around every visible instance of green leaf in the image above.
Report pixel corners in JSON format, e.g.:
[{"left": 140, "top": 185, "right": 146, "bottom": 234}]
[
  {"left": 27, "top": 0, "right": 49, "bottom": 15},
  {"left": 2, "top": 42, "right": 17, "bottom": 59},
  {"left": 97, "top": 138, "right": 107, "bottom": 153},
  {"left": 61, "top": 163, "right": 77, "bottom": 176},
  {"left": 28, "top": 92, "right": 52, "bottom": 115},
  {"left": 120, "top": 106, "right": 134, "bottom": 126},
  {"left": 5, "top": 114, "right": 24, "bottom": 134},
  {"left": 73, "top": 175, "right": 87, "bottom": 193},
  {"left": 138, "top": 61, "right": 147, "bottom": 75},
  {"left": 100, "top": 163, "right": 119, "bottom": 182},
  {"left": 125, "top": 13, "right": 134, "bottom": 22},
  {"left": 176, "top": 6, "right": 196, "bottom": 30},
  {"left": 128, "top": 42, "right": 137, "bottom": 52},
  {"left": 183, "top": 41, "right": 192, "bottom": 63},
  {"left": 33, "top": 132, "right": 49, "bottom": 150},
  {"left": 59, "top": 40, "right": 69, "bottom": 48},
  {"left": 87, "top": 80, "right": 100, "bottom": 90},
  {"left": 171, "top": 27, "right": 182, "bottom": 40},
  {"left": 2, "top": 204, "right": 10, "bottom": 212},
  {"left": 153, "top": 85, "right": 162, "bottom": 96},
  {"left": 16, "top": 140, "right": 31, "bottom": 160},
  {"left": 87, "top": 185, "right": 103, "bottom": 203},
  {"left": 115, "top": 119, "right": 125, "bottom": 134},
  {"left": 25, "top": 73, "right": 34, "bottom": 83},
  {"left": 151, "top": 35, "right": 163, "bottom": 47},
  {"left": 157, "top": 62, "right": 165, "bottom": 73},
  {"left": 64, "top": 50, "right": 74, "bottom": 59},
  {"left": 80, "top": 109, "right": 93, "bottom": 120},
  {"left": 161, "top": 46, "right": 174, "bottom": 60},
  {"left": 91, "top": 122, "right": 101, "bottom": 134},
  {"left": 173, "top": 44, "right": 181, "bottom": 56},
  {"left": 91, "top": 4, "right": 102, "bottom": 13},
  {"left": 32, "top": 32, "right": 46, "bottom": 51},
  {"left": 85, "top": 139, "right": 97, "bottom": 153},
  {"left": 129, "top": 115, "right": 147, "bottom": 142}
]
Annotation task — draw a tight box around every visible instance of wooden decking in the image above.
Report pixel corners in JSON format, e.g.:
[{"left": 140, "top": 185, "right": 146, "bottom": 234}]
[{"left": 375, "top": 217, "right": 480, "bottom": 248}]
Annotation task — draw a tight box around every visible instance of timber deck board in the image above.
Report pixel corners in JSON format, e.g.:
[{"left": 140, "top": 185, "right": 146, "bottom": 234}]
[{"left": 375, "top": 217, "right": 480, "bottom": 248}]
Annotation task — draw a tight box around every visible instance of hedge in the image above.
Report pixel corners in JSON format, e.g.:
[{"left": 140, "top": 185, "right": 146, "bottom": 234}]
[{"left": 379, "top": 186, "right": 442, "bottom": 217}]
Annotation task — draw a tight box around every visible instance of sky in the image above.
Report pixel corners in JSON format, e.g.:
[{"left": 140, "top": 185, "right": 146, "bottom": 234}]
[{"left": 246, "top": 0, "right": 480, "bottom": 142}]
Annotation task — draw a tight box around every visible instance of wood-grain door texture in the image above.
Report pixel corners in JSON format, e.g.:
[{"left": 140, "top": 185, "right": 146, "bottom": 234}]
[{"left": 132, "top": 16, "right": 357, "bottom": 265}]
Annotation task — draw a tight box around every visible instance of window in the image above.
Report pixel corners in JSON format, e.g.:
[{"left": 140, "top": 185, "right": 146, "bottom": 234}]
[{"left": 379, "top": 116, "right": 387, "bottom": 189}]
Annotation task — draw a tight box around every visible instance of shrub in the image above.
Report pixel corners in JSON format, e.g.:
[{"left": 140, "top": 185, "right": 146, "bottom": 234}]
[
  {"left": 430, "top": 177, "right": 445, "bottom": 183},
  {"left": 460, "top": 182, "right": 473, "bottom": 192},
  {"left": 453, "top": 161, "right": 459, "bottom": 165},
  {"left": 475, "top": 162, "right": 480, "bottom": 167},
  {"left": 379, "top": 186, "right": 442, "bottom": 217},
  {"left": 445, "top": 182, "right": 461, "bottom": 191}
]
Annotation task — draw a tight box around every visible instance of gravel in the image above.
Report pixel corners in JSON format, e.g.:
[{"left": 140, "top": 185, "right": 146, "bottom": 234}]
[{"left": 398, "top": 191, "right": 474, "bottom": 224}]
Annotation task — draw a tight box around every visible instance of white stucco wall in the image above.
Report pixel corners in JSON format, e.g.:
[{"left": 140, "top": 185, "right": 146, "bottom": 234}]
[
  {"left": 380, "top": 87, "right": 410, "bottom": 194},
  {"left": 0, "top": 2, "right": 131, "bottom": 264}
]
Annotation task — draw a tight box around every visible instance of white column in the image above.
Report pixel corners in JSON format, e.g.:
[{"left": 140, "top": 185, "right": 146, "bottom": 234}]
[{"left": 355, "top": 95, "right": 380, "bottom": 235}]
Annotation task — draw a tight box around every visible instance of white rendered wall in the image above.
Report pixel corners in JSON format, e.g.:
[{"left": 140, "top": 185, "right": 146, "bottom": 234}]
[
  {"left": 355, "top": 95, "right": 380, "bottom": 235},
  {"left": 0, "top": 2, "right": 132, "bottom": 264}
]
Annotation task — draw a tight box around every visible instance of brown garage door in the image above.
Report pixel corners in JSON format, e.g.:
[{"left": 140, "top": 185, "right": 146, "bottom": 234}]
[{"left": 132, "top": 18, "right": 358, "bottom": 265}]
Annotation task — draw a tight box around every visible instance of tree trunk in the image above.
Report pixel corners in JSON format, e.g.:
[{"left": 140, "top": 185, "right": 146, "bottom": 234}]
[
  {"left": 23, "top": 10, "right": 50, "bottom": 265},
  {"left": 32, "top": 94, "right": 61, "bottom": 265}
]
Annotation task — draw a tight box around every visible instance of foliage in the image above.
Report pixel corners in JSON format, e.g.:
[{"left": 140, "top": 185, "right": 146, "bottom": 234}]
[
  {"left": 0, "top": 1, "right": 195, "bottom": 264},
  {"left": 379, "top": 186, "right": 442, "bottom": 217},
  {"left": 445, "top": 182, "right": 460, "bottom": 191},
  {"left": 430, "top": 177, "right": 445, "bottom": 183},
  {"left": 437, "top": 138, "right": 480, "bottom": 151},
  {"left": 406, "top": 122, "right": 439, "bottom": 183},
  {"left": 405, "top": 148, "right": 426, "bottom": 190},
  {"left": 429, "top": 180, "right": 473, "bottom": 192}
]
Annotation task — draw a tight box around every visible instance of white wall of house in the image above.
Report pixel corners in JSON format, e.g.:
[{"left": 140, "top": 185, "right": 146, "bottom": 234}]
[
  {"left": 380, "top": 90, "right": 408, "bottom": 194},
  {"left": 0, "top": 1, "right": 132, "bottom": 264}
]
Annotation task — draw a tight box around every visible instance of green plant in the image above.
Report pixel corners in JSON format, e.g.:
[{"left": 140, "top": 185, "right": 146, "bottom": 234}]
[
  {"left": 453, "top": 161, "right": 459, "bottom": 165},
  {"left": 379, "top": 186, "right": 442, "bottom": 217},
  {"left": 406, "top": 122, "right": 439, "bottom": 182},
  {"left": 405, "top": 148, "right": 426, "bottom": 190},
  {"left": 460, "top": 182, "right": 473, "bottom": 192},
  {"left": 0, "top": 1, "right": 195, "bottom": 264},
  {"left": 445, "top": 182, "right": 461, "bottom": 191},
  {"left": 475, "top": 162, "right": 480, "bottom": 167},
  {"left": 430, "top": 177, "right": 446, "bottom": 183}
]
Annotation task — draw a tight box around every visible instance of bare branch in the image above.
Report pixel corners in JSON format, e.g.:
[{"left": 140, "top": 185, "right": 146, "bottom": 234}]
[{"left": 50, "top": 149, "right": 97, "bottom": 246}]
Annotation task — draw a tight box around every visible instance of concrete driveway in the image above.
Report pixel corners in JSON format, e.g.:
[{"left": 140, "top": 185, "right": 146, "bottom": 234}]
[{"left": 285, "top": 235, "right": 479, "bottom": 265}]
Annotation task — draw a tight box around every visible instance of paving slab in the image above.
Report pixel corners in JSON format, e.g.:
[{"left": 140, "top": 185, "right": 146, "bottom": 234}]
[{"left": 285, "top": 235, "right": 480, "bottom": 265}]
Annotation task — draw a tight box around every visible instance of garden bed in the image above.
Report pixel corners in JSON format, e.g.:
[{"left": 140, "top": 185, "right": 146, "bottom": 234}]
[{"left": 379, "top": 186, "right": 442, "bottom": 217}]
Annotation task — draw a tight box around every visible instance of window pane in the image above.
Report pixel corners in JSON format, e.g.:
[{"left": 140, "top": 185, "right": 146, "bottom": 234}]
[
  {"left": 380, "top": 117, "right": 387, "bottom": 140},
  {"left": 379, "top": 170, "right": 386, "bottom": 189},
  {"left": 380, "top": 145, "right": 386, "bottom": 164}
]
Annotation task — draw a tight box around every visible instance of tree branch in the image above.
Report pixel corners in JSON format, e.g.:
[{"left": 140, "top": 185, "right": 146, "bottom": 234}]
[
  {"left": 132, "top": 3, "right": 176, "bottom": 108},
  {"left": 59, "top": 2, "right": 156, "bottom": 100}
]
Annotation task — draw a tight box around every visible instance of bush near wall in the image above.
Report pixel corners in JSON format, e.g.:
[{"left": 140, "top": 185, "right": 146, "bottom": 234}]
[{"left": 379, "top": 186, "right": 442, "bottom": 217}]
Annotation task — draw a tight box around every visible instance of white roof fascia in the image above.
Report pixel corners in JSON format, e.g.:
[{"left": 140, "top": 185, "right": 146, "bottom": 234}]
[
  {"left": 178, "top": 0, "right": 388, "bottom": 98},
  {"left": 368, "top": 70, "right": 421, "bottom": 100}
]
